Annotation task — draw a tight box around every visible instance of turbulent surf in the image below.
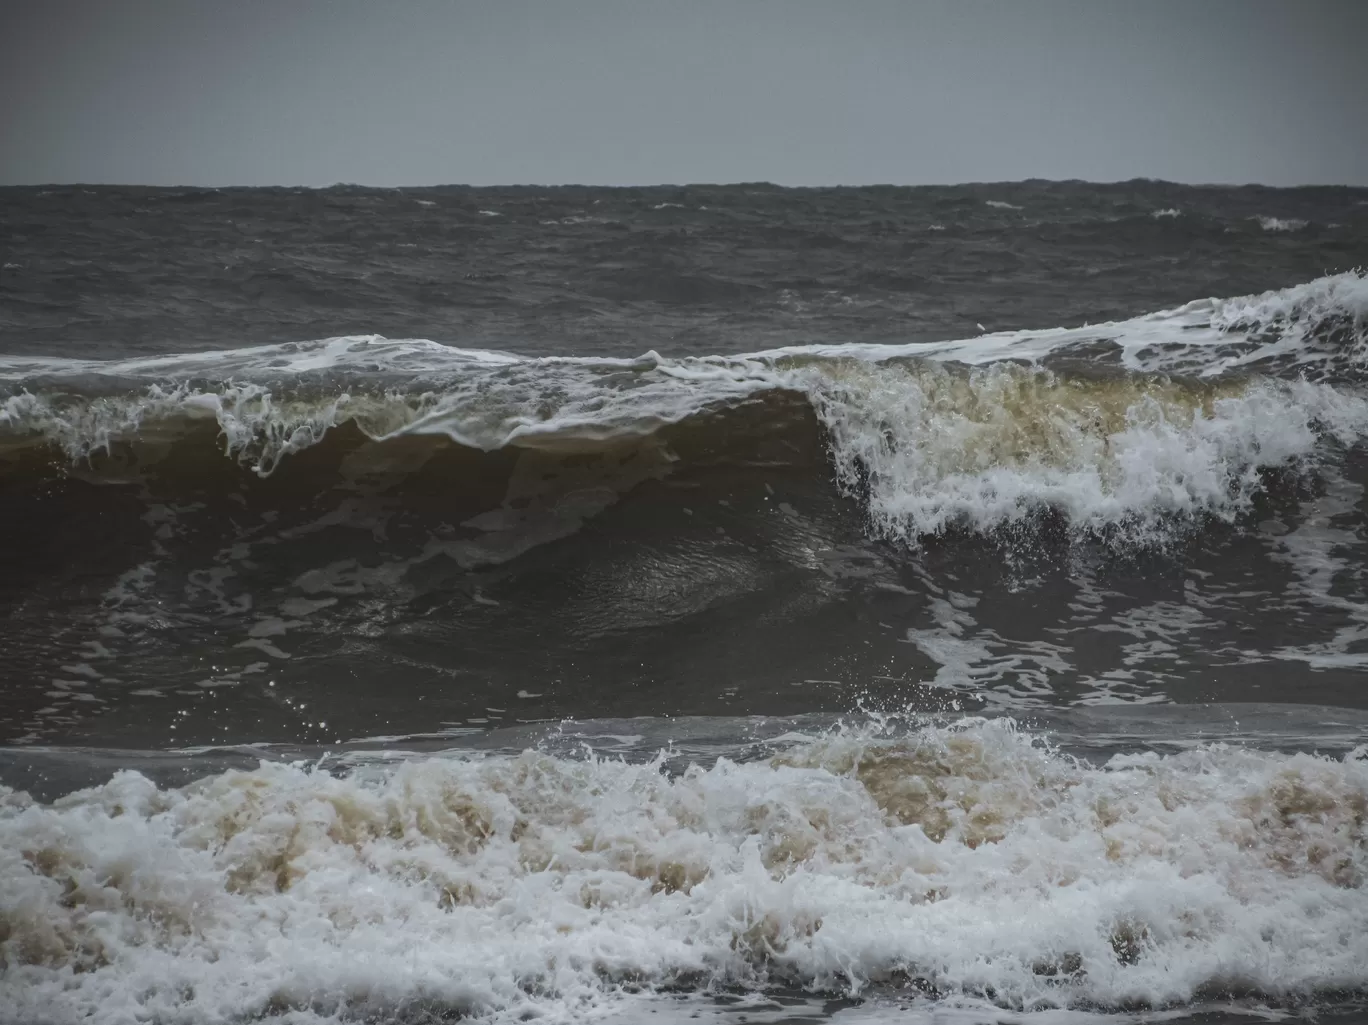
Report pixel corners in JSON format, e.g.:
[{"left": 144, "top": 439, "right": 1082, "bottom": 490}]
[{"left": 2, "top": 181, "right": 1368, "bottom": 1024}]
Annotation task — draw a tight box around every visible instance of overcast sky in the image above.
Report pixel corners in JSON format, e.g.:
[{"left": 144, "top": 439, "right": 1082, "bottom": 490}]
[{"left": 3, "top": 0, "right": 1366, "bottom": 187}]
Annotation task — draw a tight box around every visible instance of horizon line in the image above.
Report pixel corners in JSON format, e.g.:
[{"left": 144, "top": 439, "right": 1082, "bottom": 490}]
[{"left": 4, "top": 176, "right": 1368, "bottom": 191}]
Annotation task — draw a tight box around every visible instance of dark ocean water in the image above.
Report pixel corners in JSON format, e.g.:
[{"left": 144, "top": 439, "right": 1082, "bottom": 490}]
[{"left": 2, "top": 181, "right": 1368, "bottom": 1025}]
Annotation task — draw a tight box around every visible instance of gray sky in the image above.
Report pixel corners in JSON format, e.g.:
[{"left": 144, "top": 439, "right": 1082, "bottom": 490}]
[{"left": 3, "top": 0, "right": 1366, "bottom": 187}]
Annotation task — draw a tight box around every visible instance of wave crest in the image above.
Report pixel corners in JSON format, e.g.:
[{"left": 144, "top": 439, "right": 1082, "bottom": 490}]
[
  {"left": 807, "top": 362, "right": 1368, "bottom": 540},
  {"left": 3, "top": 274, "right": 1368, "bottom": 542}
]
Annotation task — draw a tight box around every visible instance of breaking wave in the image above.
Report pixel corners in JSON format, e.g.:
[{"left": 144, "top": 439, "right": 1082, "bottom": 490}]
[
  {"left": 3, "top": 273, "right": 1367, "bottom": 543},
  {"left": 2, "top": 717, "right": 1365, "bottom": 1023},
  {"left": 1253, "top": 216, "right": 1309, "bottom": 232}
]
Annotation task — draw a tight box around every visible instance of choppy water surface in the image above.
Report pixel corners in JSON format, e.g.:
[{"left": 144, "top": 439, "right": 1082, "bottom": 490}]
[{"left": 1, "top": 181, "right": 1368, "bottom": 1025}]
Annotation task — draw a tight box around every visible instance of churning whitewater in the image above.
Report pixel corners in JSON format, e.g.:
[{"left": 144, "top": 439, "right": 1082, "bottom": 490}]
[
  {"left": 4, "top": 181, "right": 1368, "bottom": 1025},
  {"left": 3, "top": 718, "right": 1367, "bottom": 1024}
]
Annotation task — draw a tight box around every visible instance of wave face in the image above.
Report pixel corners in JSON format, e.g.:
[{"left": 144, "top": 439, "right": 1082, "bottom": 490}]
[{"left": 3, "top": 716, "right": 1367, "bottom": 1024}]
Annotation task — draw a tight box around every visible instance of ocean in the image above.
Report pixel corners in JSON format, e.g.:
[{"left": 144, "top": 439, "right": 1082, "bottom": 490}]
[{"left": 1, "top": 180, "right": 1367, "bottom": 1024}]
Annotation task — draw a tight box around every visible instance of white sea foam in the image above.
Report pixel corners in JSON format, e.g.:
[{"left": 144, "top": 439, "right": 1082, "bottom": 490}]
[
  {"left": 3, "top": 273, "right": 1363, "bottom": 387},
  {"left": 804, "top": 364, "right": 1368, "bottom": 541},
  {"left": 985, "top": 200, "right": 1022, "bottom": 210},
  {"left": 1, "top": 718, "right": 1365, "bottom": 1024},
  {"left": 1253, "top": 216, "right": 1308, "bottom": 232},
  {"left": 1150, "top": 208, "right": 1181, "bottom": 219},
  {"left": 759, "top": 270, "right": 1368, "bottom": 378}
]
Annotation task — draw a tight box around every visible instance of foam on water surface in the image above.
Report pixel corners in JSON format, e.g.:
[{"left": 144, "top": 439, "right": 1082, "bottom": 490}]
[
  {"left": 2, "top": 717, "right": 1366, "bottom": 1024},
  {"left": 1253, "top": 217, "right": 1309, "bottom": 233}
]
